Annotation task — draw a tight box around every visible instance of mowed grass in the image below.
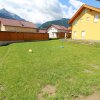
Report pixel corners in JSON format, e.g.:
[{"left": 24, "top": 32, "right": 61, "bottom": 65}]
[{"left": 0, "top": 40, "right": 100, "bottom": 100}]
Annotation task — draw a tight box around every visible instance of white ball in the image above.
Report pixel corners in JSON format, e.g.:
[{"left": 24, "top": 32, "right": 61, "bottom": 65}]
[{"left": 29, "top": 49, "right": 32, "bottom": 53}]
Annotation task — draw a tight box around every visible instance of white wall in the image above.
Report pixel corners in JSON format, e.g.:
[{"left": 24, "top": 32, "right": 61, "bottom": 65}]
[{"left": 47, "top": 27, "right": 58, "bottom": 38}]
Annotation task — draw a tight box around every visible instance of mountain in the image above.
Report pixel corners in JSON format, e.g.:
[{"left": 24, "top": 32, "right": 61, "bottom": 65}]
[
  {"left": 39, "top": 18, "right": 71, "bottom": 29},
  {"left": 35, "top": 23, "right": 42, "bottom": 28},
  {"left": 0, "top": 8, "right": 25, "bottom": 21}
]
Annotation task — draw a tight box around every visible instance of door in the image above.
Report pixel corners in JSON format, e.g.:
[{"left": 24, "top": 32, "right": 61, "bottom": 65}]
[
  {"left": 74, "top": 31, "right": 77, "bottom": 39},
  {"left": 53, "top": 33, "right": 57, "bottom": 38},
  {"left": 49, "top": 32, "right": 53, "bottom": 38},
  {"left": 81, "top": 31, "right": 86, "bottom": 39}
]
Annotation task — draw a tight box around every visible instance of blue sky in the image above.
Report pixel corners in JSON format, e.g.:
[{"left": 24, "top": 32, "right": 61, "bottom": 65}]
[
  {"left": 81, "top": 0, "right": 100, "bottom": 7},
  {"left": 60, "top": 0, "right": 100, "bottom": 7},
  {"left": 0, "top": 0, "right": 100, "bottom": 23}
]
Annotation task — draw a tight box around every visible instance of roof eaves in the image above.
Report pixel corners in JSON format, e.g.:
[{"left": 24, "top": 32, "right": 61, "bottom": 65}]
[
  {"left": 69, "top": 4, "right": 85, "bottom": 24},
  {"left": 69, "top": 4, "right": 100, "bottom": 24}
]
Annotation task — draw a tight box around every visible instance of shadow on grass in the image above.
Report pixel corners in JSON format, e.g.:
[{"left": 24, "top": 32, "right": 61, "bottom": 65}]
[{"left": 0, "top": 40, "right": 50, "bottom": 46}]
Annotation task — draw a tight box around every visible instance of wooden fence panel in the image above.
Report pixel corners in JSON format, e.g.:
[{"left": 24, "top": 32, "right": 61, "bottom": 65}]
[
  {"left": 43, "top": 34, "right": 49, "bottom": 40},
  {"left": 33, "top": 33, "right": 38, "bottom": 40},
  {"left": 17, "top": 33, "right": 24, "bottom": 40},
  {"left": 10, "top": 33, "right": 18, "bottom": 41},
  {"left": 0, "top": 33, "right": 10, "bottom": 41},
  {"left": 37, "top": 34, "right": 43, "bottom": 40},
  {"left": 0, "top": 31, "right": 49, "bottom": 41},
  {"left": 57, "top": 32, "right": 65, "bottom": 39},
  {"left": 23, "top": 33, "right": 30, "bottom": 41}
]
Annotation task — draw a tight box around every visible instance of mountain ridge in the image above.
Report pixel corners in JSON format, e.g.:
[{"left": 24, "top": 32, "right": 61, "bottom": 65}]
[
  {"left": 0, "top": 9, "right": 71, "bottom": 28},
  {"left": 39, "top": 18, "right": 71, "bottom": 29},
  {"left": 0, "top": 8, "right": 25, "bottom": 21}
]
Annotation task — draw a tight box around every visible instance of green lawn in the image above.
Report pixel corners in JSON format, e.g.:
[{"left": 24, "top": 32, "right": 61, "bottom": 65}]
[{"left": 0, "top": 40, "right": 100, "bottom": 100}]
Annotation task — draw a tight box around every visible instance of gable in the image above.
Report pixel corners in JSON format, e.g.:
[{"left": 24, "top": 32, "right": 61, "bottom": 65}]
[
  {"left": 69, "top": 4, "right": 100, "bottom": 24},
  {"left": 72, "top": 8, "right": 100, "bottom": 25},
  {"left": 47, "top": 26, "right": 58, "bottom": 32}
]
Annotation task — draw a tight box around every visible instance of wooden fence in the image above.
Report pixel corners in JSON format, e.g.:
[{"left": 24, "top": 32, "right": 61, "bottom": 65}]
[
  {"left": 0, "top": 31, "right": 49, "bottom": 41},
  {"left": 57, "top": 32, "right": 65, "bottom": 39}
]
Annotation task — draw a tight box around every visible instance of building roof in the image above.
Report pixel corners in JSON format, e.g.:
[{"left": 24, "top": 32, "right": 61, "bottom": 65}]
[
  {"left": 48, "top": 24, "right": 68, "bottom": 31},
  {"left": 69, "top": 4, "right": 100, "bottom": 24},
  {"left": 68, "top": 27, "right": 72, "bottom": 31},
  {"left": 38, "top": 29, "right": 47, "bottom": 33},
  {"left": 0, "top": 18, "right": 37, "bottom": 28}
]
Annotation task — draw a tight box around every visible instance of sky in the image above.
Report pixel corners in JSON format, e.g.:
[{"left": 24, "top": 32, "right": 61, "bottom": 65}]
[{"left": 0, "top": 0, "right": 100, "bottom": 24}]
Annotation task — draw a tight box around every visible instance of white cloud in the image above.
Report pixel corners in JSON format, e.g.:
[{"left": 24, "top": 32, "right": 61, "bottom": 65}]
[
  {"left": 0, "top": 3, "right": 4, "bottom": 9},
  {"left": 60, "top": 4, "right": 76, "bottom": 18},
  {"left": 0, "top": 0, "right": 84, "bottom": 24},
  {"left": 69, "top": 0, "right": 84, "bottom": 9}
]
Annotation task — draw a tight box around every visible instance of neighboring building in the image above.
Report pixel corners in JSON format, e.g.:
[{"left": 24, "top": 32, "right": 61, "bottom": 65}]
[
  {"left": 38, "top": 29, "right": 47, "bottom": 33},
  {"left": 47, "top": 24, "right": 68, "bottom": 38},
  {"left": 69, "top": 4, "right": 100, "bottom": 41},
  {"left": 0, "top": 18, "right": 37, "bottom": 32}
]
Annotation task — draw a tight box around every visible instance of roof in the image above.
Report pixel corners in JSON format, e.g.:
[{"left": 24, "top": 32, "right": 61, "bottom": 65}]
[
  {"left": 48, "top": 24, "right": 68, "bottom": 31},
  {"left": 0, "top": 18, "right": 37, "bottom": 28},
  {"left": 38, "top": 29, "right": 47, "bottom": 33},
  {"left": 69, "top": 4, "right": 100, "bottom": 24},
  {"left": 68, "top": 27, "right": 72, "bottom": 31}
]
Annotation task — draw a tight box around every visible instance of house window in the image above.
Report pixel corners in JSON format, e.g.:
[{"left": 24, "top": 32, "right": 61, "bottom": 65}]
[
  {"left": 81, "top": 31, "right": 86, "bottom": 38},
  {"left": 80, "top": 18, "right": 83, "bottom": 22},
  {"left": 87, "top": 17, "right": 90, "bottom": 21},
  {"left": 94, "top": 15, "right": 99, "bottom": 23}
]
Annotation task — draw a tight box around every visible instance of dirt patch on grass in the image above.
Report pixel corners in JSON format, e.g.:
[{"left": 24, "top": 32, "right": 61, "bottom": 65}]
[
  {"left": 90, "top": 64, "right": 99, "bottom": 69},
  {"left": 84, "top": 69, "right": 93, "bottom": 74},
  {"left": 66, "top": 77, "right": 76, "bottom": 84},
  {"left": 68, "top": 78, "right": 74, "bottom": 82},
  {"left": 65, "top": 39, "right": 96, "bottom": 45},
  {"left": 0, "top": 84, "right": 7, "bottom": 100},
  {"left": 37, "top": 85, "right": 56, "bottom": 100},
  {"left": 0, "top": 84, "right": 5, "bottom": 91},
  {"left": 1, "top": 96, "right": 7, "bottom": 100},
  {"left": 75, "top": 92, "right": 100, "bottom": 100}
]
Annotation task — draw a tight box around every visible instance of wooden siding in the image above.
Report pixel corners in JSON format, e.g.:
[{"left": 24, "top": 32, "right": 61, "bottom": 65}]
[
  {"left": 57, "top": 32, "right": 65, "bottom": 39},
  {"left": 4, "top": 26, "right": 37, "bottom": 32}
]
